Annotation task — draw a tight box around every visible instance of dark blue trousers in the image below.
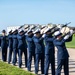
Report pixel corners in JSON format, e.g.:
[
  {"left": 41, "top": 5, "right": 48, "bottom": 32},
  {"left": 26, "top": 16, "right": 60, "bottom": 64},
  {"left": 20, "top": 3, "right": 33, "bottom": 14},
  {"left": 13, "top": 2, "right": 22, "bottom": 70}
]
[
  {"left": 18, "top": 49, "right": 27, "bottom": 68},
  {"left": 27, "top": 51, "right": 35, "bottom": 71},
  {"left": 44, "top": 54, "right": 55, "bottom": 75},
  {"left": 8, "top": 47, "right": 13, "bottom": 64},
  {"left": 35, "top": 53, "right": 44, "bottom": 74},
  {"left": 12, "top": 48, "right": 18, "bottom": 65},
  {"left": 56, "top": 58, "right": 69, "bottom": 75},
  {"left": 2, "top": 47, "right": 7, "bottom": 62}
]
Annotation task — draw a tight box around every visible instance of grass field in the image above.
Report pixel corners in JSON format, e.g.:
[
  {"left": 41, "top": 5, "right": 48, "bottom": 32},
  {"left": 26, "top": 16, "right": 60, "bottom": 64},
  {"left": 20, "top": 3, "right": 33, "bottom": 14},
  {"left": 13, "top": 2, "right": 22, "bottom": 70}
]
[
  {"left": 66, "top": 34, "right": 75, "bottom": 48},
  {"left": 0, "top": 61, "right": 36, "bottom": 75}
]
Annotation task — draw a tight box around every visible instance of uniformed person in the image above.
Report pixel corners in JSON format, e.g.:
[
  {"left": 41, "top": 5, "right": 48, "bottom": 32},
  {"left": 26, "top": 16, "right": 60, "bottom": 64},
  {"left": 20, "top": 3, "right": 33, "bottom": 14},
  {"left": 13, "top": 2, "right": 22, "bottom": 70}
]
[
  {"left": 53, "top": 30, "right": 73, "bottom": 75},
  {"left": 0, "top": 30, "right": 8, "bottom": 62},
  {"left": 33, "top": 29, "right": 44, "bottom": 74},
  {"left": 0, "top": 38, "right": 1, "bottom": 46},
  {"left": 8, "top": 30, "right": 13, "bottom": 64},
  {"left": 44, "top": 28, "right": 55, "bottom": 75},
  {"left": 17, "top": 29, "right": 27, "bottom": 68},
  {"left": 26, "top": 30, "right": 35, "bottom": 71},
  {"left": 12, "top": 29, "right": 18, "bottom": 65}
]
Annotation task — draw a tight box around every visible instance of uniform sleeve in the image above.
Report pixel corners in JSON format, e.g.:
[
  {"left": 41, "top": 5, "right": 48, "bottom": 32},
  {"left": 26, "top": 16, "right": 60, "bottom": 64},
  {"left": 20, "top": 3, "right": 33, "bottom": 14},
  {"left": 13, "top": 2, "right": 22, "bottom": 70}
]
[
  {"left": 0, "top": 37, "right": 1, "bottom": 46},
  {"left": 6, "top": 36, "right": 9, "bottom": 47},
  {"left": 26, "top": 36, "right": 33, "bottom": 42},
  {"left": 22, "top": 34, "right": 25, "bottom": 38},
  {"left": 39, "top": 37, "right": 43, "bottom": 41},
  {"left": 32, "top": 36, "right": 37, "bottom": 43},
  {"left": 27, "top": 38, "right": 33, "bottom": 42},
  {"left": 33, "top": 36, "right": 40, "bottom": 43},
  {"left": 35, "top": 37, "right": 44, "bottom": 43},
  {"left": 25, "top": 35, "right": 27, "bottom": 39},
  {"left": 45, "top": 37, "right": 53, "bottom": 42},
  {"left": 53, "top": 39, "right": 65, "bottom": 46},
  {"left": 65, "top": 35, "right": 73, "bottom": 42},
  {"left": 33, "top": 38, "right": 39, "bottom": 43}
]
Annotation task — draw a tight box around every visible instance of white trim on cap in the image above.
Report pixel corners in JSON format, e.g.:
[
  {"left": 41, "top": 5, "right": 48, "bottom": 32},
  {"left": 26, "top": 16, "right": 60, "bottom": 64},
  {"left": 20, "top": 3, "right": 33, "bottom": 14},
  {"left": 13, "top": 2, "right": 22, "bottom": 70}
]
[
  {"left": 44, "top": 28, "right": 50, "bottom": 33},
  {"left": 54, "top": 31, "right": 61, "bottom": 36},
  {"left": 27, "top": 29, "right": 32, "bottom": 34},
  {"left": 33, "top": 29, "right": 40, "bottom": 34},
  {"left": 18, "top": 29, "right": 23, "bottom": 33}
]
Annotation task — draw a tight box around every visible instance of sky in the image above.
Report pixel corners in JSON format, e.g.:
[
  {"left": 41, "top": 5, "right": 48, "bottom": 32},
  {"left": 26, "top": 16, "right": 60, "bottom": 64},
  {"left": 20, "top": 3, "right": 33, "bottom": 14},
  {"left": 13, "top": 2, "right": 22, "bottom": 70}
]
[{"left": 0, "top": 0, "right": 75, "bottom": 31}]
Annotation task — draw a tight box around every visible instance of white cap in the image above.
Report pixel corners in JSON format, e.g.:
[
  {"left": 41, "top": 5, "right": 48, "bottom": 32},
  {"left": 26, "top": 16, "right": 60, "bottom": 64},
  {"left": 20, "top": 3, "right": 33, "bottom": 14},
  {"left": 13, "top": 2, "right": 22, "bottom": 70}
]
[
  {"left": 30, "top": 25, "right": 35, "bottom": 29},
  {"left": 24, "top": 25, "right": 29, "bottom": 29},
  {"left": 33, "top": 29, "right": 40, "bottom": 34},
  {"left": 12, "top": 29, "right": 15, "bottom": 32},
  {"left": 54, "top": 31, "right": 62, "bottom": 37},
  {"left": 44, "top": 28, "right": 51, "bottom": 33},
  {"left": 12, "top": 29, "right": 18, "bottom": 33},
  {"left": 8, "top": 30, "right": 12, "bottom": 33},
  {"left": 18, "top": 29, "right": 24, "bottom": 33},
  {"left": 41, "top": 25, "right": 46, "bottom": 29},
  {"left": 27, "top": 29, "right": 32, "bottom": 34}
]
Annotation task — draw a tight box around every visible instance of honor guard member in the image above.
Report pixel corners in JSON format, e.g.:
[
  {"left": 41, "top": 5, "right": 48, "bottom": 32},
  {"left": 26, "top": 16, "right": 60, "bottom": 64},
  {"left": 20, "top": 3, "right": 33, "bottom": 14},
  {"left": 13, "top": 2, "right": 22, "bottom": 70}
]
[
  {"left": 44, "top": 28, "right": 55, "bottom": 75},
  {"left": 8, "top": 30, "right": 13, "bottom": 64},
  {"left": 0, "top": 30, "right": 8, "bottom": 61},
  {"left": 53, "top": 30, "right": 73, "bottom": 75},
  {"left": 17, "top": 29, "right": 27, "bottom": 68},
  {"left": 12, "top": 29, "right": 18, "bottom": 65},
  {"left": 26, "top": 30, "right": 35, "bottom": 71},
  {"left": 33, "top": 29, "right": 44, "bottom": 74},
  {"left": 0, "top": 38, "right": 1, "bottom": 46}
]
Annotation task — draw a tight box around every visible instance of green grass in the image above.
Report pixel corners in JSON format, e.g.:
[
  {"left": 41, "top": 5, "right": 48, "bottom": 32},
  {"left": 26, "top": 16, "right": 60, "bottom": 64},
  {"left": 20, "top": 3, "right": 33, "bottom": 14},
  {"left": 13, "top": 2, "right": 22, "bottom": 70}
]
[
  {"left": 0, "top": 61, "right": 36, "bottom": 75},
  {"left": 66, "top": 34, "right": 75, "bottom": 48}
]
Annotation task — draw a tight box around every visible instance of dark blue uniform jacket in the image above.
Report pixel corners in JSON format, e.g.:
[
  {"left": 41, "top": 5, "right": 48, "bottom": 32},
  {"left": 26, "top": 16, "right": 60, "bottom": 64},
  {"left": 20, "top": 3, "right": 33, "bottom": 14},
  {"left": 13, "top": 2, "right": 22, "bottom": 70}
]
[
  {"left": 0, "top": 37, "right": 1, "bottom": 46},
  {"left": 12, "top": 34, "right": 18, "bottom": 49},
  {"left": 33, "top": 35, "right": 45, "bottom": 54},
  {"left": 17, "top": 34, "right": 27, "bottom": 49},
  {"left": 26, "top": 34, "right": 35, "bottom": 52},
  {"left": 0, "top": 36, "right": 8, "bottom": 48},
  {"left": 53, "top": 36, "right": 72, "bottom": 59},
  {"left": 44, "top": 34, "right": 55, "bottom": 57},
  {"left": 8, "top": 34, "right": 13, "bottom": 48}
]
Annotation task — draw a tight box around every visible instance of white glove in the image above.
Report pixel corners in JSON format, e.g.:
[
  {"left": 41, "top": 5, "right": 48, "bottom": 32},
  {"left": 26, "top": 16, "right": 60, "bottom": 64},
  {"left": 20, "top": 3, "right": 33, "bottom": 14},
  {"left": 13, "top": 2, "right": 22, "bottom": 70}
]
[
  {"left": 70, "top": 30, "right": 74, "bottom": 36},
  {"left": 64, "top": 35, "right": 70, "bottom": 40},
  {"left": 34, "top": 34, "right": 36, "bottom": 36},
  {"left": 42, "top": 34, "right": 46, "bottom": 38},
  {"left": 25, "top": 33, "right": 28, "bottom": 35}
]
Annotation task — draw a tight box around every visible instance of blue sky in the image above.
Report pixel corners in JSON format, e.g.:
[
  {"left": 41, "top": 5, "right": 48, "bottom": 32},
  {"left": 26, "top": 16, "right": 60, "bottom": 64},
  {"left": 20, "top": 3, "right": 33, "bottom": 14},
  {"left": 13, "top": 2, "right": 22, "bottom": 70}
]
[{"left": 0, "top": 0, "right": 75, "bottom": 31}]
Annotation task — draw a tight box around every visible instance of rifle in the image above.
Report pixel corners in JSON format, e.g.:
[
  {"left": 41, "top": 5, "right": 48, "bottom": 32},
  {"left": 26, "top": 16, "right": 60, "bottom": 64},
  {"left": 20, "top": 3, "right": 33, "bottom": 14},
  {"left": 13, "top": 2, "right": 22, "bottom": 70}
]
[
  {"left": 61, "top": 22, "right": 71, "bottom": 27},
  {"left": 50, "top": 23, "right": 70, "bottom": 35}
]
